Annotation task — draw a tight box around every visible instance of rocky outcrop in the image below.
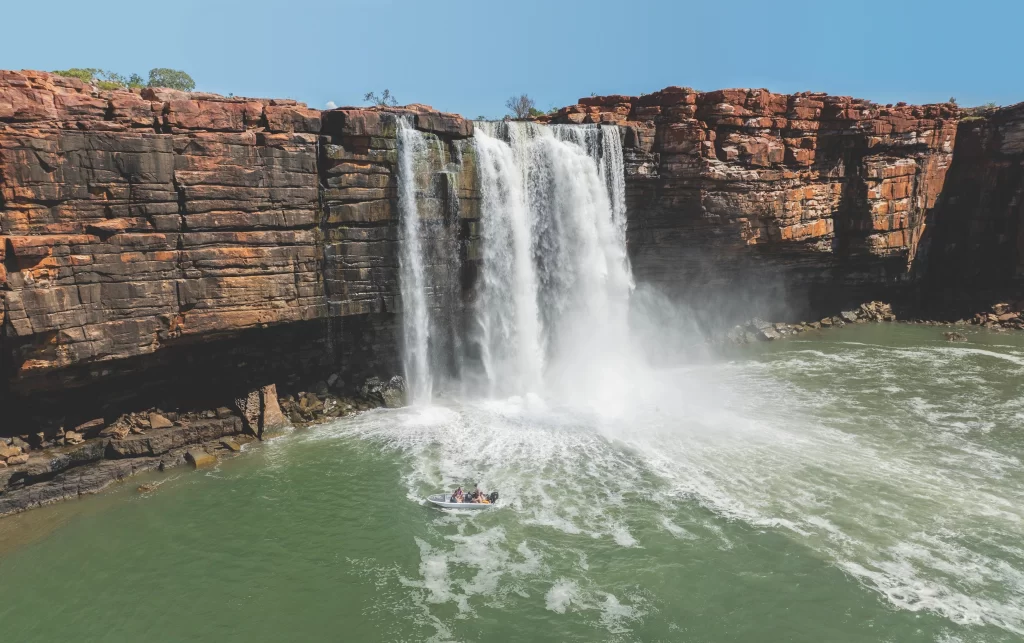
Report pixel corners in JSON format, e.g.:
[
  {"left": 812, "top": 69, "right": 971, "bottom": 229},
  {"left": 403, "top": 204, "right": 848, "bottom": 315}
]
[
  {"left": 0, "top": 411, "right": 245, "bottom": 515},
  {"left": 1, "top": 70, "right": 474, "bottom": 431},
  {"left": 0, "top": 70, "right": 476, "bottom": 514},
  {"left": 969, "top": 301, "right": 1024, "bottom": 331},
  {"left": 918, "top": 102, "right": 1024, "bottom": 305},
  {"left": 0, "top": 372, "right": 412, "bottom": 516},
  {"left": 725, "top": 300, "right": 896, "bottom": 343},
  {"left": 548, "top": 88, "right": 960, "bottom": 321},
  {"left": 0, "top": 71, "right": 325, "bottom": 391}
]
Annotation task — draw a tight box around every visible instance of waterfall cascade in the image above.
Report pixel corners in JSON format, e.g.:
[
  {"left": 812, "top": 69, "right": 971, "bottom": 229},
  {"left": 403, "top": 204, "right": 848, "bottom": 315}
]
[
  {"left": 396, "top": 118, "right": 466, "bottom": 405},
  {"left": 473, "top": 122, "right": 634, "bottom": 404},
  {"left": 397, "top": 119, "right": 633, "bottom": 407}
]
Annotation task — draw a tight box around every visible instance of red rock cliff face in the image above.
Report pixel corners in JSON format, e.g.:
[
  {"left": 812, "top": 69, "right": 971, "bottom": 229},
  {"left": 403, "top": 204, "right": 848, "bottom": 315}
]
[
  {"left": 549, "top": 88, "right": 960, "bottom": 320},
  {"left": 919, "top": 102, "right": 1024, "bottom": 302},
  {"left": 0, "top": 70, "right": 473, "bottom": 400},
  {"left": 2, "top": 71, "right": 1019, "bottom": 414}
]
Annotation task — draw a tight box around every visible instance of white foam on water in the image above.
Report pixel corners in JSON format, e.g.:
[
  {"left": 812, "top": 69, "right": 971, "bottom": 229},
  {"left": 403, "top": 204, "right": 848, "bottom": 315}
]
[
  {"left": 933, "top": 346, "right": 1024, "bottom": 369},
  {"left": 321, "top": 328, "right": 1024, "bottom": 637},
  {"left": 597, "top": 592, "right": 645, "bottom": 634},
  {"left": 545, "top": 578, "right": 579, "bottom": 613},
  {"left": 380, "top": 113, "right": 1024, "bottom": 638},
  {"left": 660, "top": 517, "right": 697, "bottom": 540}
]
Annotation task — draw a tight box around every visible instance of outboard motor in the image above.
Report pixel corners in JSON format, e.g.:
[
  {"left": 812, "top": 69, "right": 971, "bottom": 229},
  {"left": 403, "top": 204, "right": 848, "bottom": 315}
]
[{"left": 488, "top": 491, "right": 499, "bottom": 504}]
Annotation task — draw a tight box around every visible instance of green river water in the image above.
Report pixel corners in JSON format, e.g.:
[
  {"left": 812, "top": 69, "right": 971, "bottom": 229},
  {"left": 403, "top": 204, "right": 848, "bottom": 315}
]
[{"left": 1, "top": 324, "right": 1022, "bottom": 642}]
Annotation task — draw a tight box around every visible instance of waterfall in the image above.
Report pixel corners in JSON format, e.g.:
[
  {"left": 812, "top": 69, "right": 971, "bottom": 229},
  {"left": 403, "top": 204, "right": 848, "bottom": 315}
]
[
  {"left": 396, "top": 118, "right": 632, "bottom": 407},
  {"left": 396, "top": 118, "right": 466, "bottom": 405},
  {"left": 473, "top": 124, "right": 546, "bottom": 396},
  {"left": 472, "top": 122, "right": 634, "bottom": 404},
  {"left": 397, "top": 119, "right": 433, "bottom": 404}
]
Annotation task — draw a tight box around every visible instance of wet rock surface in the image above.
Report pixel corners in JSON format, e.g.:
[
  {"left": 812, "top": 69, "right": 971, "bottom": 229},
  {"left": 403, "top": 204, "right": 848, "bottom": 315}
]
[
  {"left": 0, "top": 372, "right": 406, "bottom": 516},
  {"left": 724, "top": 299, "right": 1024, "bottom": 345},
  {"left": 969, "top": 302, "right": 1024, "bottom": 331},
  {"left": 726, "top": 301, "right": 897, "bottom": 343}
]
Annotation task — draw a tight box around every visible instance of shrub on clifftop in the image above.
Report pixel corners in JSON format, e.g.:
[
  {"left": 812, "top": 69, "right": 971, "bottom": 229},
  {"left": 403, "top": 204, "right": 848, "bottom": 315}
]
[
  {"left": 505, "top": 94, "right": 536, "bottom": 120},
  {"left": 363, "top": 89, "right": 398, "bottom": 107},
  {"left": 51, "top": 67, "right": 195, "bottom": 92},
  {"left": 147, "top": 68, "right": 195, "bottom": 91}
]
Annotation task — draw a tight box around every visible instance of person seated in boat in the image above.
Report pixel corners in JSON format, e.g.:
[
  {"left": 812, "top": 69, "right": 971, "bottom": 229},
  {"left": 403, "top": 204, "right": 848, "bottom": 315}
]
[
  {"left": 451, "top": 486, "right": 464, "bottom": 503},
  {"left": 471, "top": 485, "right": 483, "bottom": 502}
]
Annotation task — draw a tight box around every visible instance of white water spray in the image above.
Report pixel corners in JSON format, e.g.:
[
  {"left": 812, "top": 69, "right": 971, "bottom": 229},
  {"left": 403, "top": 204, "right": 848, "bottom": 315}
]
[
  {"left": 397, "top": 118, "right": 434, "bottom": 404},
  {"left": 472, "top": 122, "right": 635, "bottom": 408},
  {"left": 396, "top": 118, "right": 468, "bottom": 405},
  {"left": 473, "top": 126, "right": 545, "bottom": 396}
]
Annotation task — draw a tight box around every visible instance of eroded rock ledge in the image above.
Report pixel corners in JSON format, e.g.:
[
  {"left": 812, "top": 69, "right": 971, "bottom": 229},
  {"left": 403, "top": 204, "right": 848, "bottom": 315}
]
[
  {"left": 0, "top": 374, "right": 408, "bottom": 517},
  {"left": 542, "top": 88, "right": 970, "bottom": 321}
]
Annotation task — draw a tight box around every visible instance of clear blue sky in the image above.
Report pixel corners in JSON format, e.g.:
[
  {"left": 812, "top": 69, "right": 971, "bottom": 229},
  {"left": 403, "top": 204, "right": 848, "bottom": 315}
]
[{"left": 3, "top": 0, "right": 1020, "bottom": 117}]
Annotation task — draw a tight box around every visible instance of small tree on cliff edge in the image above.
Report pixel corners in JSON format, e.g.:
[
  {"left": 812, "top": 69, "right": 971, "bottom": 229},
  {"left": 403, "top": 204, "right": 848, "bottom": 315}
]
[
  {"left": 364, "top": 89, "right": 398, "bottom": 107},
  {"left": 506, "top": 94, "right": 536, "bottom": 120},
  {"left": 148, "top": 68, "right": 195, "bottom": 92}
]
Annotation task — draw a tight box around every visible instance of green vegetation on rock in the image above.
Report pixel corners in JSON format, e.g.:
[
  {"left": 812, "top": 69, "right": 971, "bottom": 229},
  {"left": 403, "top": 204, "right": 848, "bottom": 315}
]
[
  {"left": 363, "top": 89, "right": 398, "bottom": 107},
  {"left": 146, "top": 68, "right": 195, "bottom": 91},
  {"left": 51, "top": 67, "right": 195, "bottom": 92}
]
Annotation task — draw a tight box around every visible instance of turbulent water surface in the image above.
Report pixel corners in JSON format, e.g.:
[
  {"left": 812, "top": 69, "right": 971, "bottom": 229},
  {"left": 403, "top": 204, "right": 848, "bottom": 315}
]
[{"left": 1, "top": 324, "right": 1023, "bottom": 642}]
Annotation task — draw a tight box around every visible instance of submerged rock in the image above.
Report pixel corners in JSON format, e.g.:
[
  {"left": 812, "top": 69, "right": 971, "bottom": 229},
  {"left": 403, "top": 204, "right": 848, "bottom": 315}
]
[{"left": 943, "top": 331, "right": 968, "bottom": 342}]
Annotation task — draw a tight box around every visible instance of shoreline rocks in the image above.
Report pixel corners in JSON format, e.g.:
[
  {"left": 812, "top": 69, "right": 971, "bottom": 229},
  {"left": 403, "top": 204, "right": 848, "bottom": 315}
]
[
  {"left": 0, "top": 374, "right": 408, "bottom": 518},
  {"left": 726, "top": 301, "right": 896, "bottom": 343},
  {"left": 726, "top": 300, "right": 1023, "bottom": 344},
  {"left": 970, "top": 302, "right": 1024, "bottom": 331}
]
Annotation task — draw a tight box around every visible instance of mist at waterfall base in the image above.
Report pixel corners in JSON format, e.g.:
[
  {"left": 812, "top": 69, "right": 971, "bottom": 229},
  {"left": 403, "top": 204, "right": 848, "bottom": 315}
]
[
  {"left": 381, "top": 120, "right": 1024, "bottom": 639},
  {"left": 2, "top": 124, "right": 1024, "bottom": 643},
  {"left": 398, "top": 118, "right": 682, "bottom": 414}
]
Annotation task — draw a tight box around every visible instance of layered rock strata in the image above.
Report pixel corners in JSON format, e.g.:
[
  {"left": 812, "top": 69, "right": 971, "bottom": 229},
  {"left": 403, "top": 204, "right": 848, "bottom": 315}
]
[
  {"left": 0, "top": 71, "right": 474, "bottom": 398},
  {"left": 919, "top": 102, "right": 1024, "bottom": 303},
  {"left": 3, "top": 69, "right": 1024, "bottom": 515},
  {"left": 547, "top": 88, "right": 961, "bottom": 321},
  {"left": 0, "top": 71, "right": 475, "bottom": 512}
]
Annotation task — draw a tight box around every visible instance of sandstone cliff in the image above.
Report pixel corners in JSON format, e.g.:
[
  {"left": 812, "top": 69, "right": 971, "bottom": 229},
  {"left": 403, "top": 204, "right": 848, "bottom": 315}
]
[
  {"left": 919, "top": 102, "right": 1024, "bottom": 303},
  {"left": 546, "top": 88, "right": 961, "bottom": 320},
  {"left": 0, "top": 71, "right": 475, "bottom": 404},
  {"left": 2, "top": 70, "right": 1022, "bottom": 440}
]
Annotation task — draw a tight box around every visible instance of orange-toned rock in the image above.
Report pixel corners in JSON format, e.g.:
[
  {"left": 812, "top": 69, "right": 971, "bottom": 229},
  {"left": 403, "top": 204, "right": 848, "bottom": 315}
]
[
  {"left": 0, "top": 70, "right": 473, "bottom": 396},
  {"left": 549, "top": 85, "right": 961, "bottom": 320}
]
